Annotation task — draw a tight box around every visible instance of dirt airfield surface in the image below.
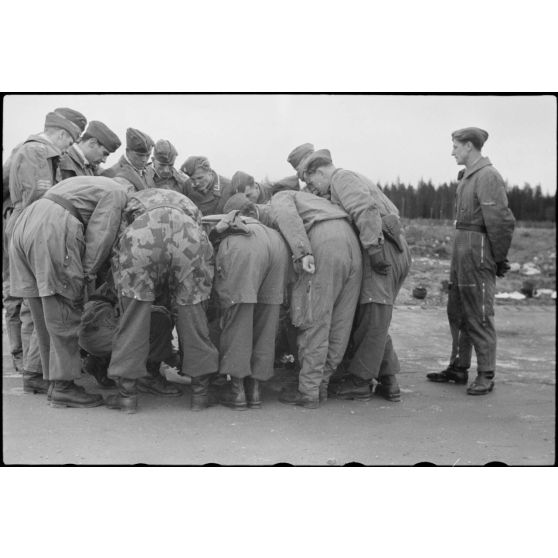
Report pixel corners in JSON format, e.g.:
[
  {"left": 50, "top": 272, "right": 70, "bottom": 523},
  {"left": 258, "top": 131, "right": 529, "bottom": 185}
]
[{"left": 2, "top": 305, "right": 555, "bottom": 466}]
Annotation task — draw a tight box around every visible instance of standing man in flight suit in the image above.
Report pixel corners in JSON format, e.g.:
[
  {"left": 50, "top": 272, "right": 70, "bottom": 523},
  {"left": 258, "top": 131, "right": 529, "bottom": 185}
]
[
  {"left": 58, "top": 121, "right": 121, "bottom": 180},
  {"left": 145, "top": 139, "right": 189, "bottom": 195},
  {"left": 427, "top": 127, "right": 515, "bottom": 395},
  {"left": 103, "top": 127, "right": 155, "bottom": 190},
  {"left": 297, "top": 147, "right": 411, "bottom": 403}
]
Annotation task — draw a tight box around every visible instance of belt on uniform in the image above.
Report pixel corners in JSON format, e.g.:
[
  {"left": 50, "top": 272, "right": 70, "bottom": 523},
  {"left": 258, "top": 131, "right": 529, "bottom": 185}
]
[
  {"left": 455, "top": 222, "right": 487, "bottom": 233},
  {"left": 43, "top": 193, "right": 86, "bottom": 228}
]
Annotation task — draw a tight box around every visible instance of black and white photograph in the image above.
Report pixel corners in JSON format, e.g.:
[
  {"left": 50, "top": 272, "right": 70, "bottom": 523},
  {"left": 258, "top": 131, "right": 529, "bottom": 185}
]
[{"left": 2, "top": 93, "right": 555, "bottom": 466}]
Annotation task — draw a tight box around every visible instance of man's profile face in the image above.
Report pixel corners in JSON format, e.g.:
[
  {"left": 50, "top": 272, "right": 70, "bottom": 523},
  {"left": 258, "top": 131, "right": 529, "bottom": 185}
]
[
  {"left": 451, "top": 139, "right": 469, "bottom": 166},
  {"left": 305, "top": 168, "right": 330, "bottom": 197},
  {"left": 85, "top": 139, "right": 110, "bottom": 165},
  {"left": 245, "top": 182, "right": 260, "bottom": 202}
]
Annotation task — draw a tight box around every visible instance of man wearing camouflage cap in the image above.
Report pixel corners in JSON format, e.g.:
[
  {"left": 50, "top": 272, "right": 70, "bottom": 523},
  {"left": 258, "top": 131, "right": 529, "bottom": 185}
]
[
  {"left": 6, "top": 108, "right": 86, "bottom": 396},
  {"left": 59, "top": 121, "right": 121, "bottom": 180},
  {"left": 427, "top": 127, "right": 515, "bottom": 395},
  {"left": 103, "top": 127, "right": 155, "bottom": 191},
  {"left": 180, "top": 155, "right": 234, "bottom": 215},
  {"left": 145, "top": 139, "right": 189, "bottom": 195},
  {"left": 106, "top": 189, "right": 219, "bottom": 413}
]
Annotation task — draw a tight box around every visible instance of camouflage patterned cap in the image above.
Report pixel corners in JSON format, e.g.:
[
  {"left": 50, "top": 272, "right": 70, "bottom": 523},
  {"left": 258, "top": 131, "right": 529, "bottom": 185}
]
[
  {"left": 126, "top": 128, "right": 154, "bottom": 153},
  {"left": 54, "top": 107, "right": 87, "bottom": 133},
  {"left": 154, "top": 139, "right": 178, "bottom": 164},
  {"left": 86, "top": 121, "right": 121, "bottom": 153}
]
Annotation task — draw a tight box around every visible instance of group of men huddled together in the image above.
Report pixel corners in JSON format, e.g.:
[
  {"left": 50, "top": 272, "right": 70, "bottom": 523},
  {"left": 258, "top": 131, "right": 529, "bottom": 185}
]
[{"left": 2, "top": 107, "right": 516, "bottom": 414}]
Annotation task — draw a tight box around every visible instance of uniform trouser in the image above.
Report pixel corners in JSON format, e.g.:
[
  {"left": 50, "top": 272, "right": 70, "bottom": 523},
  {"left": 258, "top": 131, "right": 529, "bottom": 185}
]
[
  {"left": 3, "top": 279, "right": 23, "bottom": 358},
  {"left": 108, "top": 297, "right": 218, "bottom": 380},
  {"left": 20, "top": 301, "right": 42, "bottom": 373},
  {"left": 447, "top": 230, "right": 497, "bottom": 373},
  {"left": 219, "top": 303, "right": 280, "bottom": 381},
  {"left": 347, "top": 302, "right": 400, "bottom": 381},
  {"left": 27, "top": 295, "right": 82, "bottom": 381},
  {"left": 447, "top": 284, "right": 473, "bottom": 369}
]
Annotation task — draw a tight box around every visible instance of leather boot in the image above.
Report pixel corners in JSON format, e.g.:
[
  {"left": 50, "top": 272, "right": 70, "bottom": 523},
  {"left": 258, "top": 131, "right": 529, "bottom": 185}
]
[
  {"left": 334, "top": 374, "right": 372, "bottom": 401},
  {"left": 191, "top": 374, "right": 212, "bottom": 411},
  {"left": 81, "top": 354, "right": 116, "bottom": 388},
  {"left": 375, "top": 374, "right": 401, "bottom": 402},
  {"left": 427, "top": 364, "right": 468, "bottom": 384},
  {"left": 50, "top": 380, "right": 104, "bottom": 408},
  {"left": 105, "top": 378, "right": 138, "bottom": 413},
  {"left": 244, "top": 377, "right": 261, "bottom": 409},
  {"left": 279, "top": 388, "right": 319, "bottom": 409},
  {"left": 12, "top": 352, "right": 24, "bottom": 373},
  {"left": 467, "top": 371, "right": 495, "bottom": 395},
  {"left": 137, "top": 366, "right": 183, "bottom": 397},
  {"left": 219, "top": 377, "right": 247, "bottom": 410},
  {"left": 23, "top": 372, "right": 50, "bottom": 395}
]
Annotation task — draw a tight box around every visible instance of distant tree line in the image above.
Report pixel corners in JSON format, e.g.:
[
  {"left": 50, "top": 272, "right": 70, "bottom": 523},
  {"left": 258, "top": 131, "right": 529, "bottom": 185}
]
[{"left": 381, "top": 180, "right": 555, "bottom": 222}]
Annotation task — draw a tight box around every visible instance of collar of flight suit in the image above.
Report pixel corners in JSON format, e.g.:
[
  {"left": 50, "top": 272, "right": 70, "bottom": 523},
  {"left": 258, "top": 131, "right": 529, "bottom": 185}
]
[
  {"left": 25, "top": 133, "right": 62, "bottom": 158},
  {"left": 463, "top": 156, "right": 492, "bottom": 180}
]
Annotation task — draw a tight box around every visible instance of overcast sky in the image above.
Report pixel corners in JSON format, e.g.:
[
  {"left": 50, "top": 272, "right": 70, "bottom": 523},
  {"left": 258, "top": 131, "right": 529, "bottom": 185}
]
[{"left": 3, "top": 94, "right": 556, "bottom": 194}]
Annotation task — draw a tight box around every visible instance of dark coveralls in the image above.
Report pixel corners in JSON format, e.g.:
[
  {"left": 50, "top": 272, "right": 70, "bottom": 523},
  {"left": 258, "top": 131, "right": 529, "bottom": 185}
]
[
  {"left": 268, "top": 191, "right": 362, "bottom": 398},
  {"left": 447, "top": 157, "right": 515, "bottom": 373},
  {"left": 9, "top": 177, "right": 128, "bottom": 381},
  {"left": 108, "top": 189, "right": 218, "bottom": 380},
  {"left": 213, "top": 217, "right": 289, "bottom": 381},
  {"left": 328, "top": 169, "right": 411, "bottom": 381}
]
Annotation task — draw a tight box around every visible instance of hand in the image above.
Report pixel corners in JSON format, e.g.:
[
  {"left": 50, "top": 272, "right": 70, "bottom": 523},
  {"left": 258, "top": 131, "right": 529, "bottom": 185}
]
[
  {"left": 496, "top": 260, "right": 511, "bottom": 278},
  {"left": 369, "top": 248, "right": 390, "bottom": 275},
  {"left": 301, "top": 255, "right": 315, "bottom": 274}
]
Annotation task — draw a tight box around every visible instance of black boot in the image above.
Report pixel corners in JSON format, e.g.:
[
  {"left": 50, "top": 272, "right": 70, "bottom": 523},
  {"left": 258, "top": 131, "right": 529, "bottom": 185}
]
[
  {"left": 244, "top": 377, "right": 261, "bottom": 409},
  {"left": 375, "top": 374, "right": 401, "bottom": 402},
  {"left": 278, "top": 388, "right": 319, "bottom": 409},
  {"left": 191, "top": 374, "right": 212, "bottom": 411},
  {"left": 137, "top": 361, "right": 182, "bottom": 397},
  {"left": 427, "top": 364, "right": 468, "bottom": 384},
  {"left": 467, "top": 371, "right": 495, "bottom": 395},
  {"left": 105, "top": 378, "right": 138, "bottom": 413},
  {"left": 334, "top": 374, "right": 372, "bottom": 401},
  {"left": 81, "top": 354, "right": 115, "bottom": 388},
  {"left": 50, "top": 380, "right": 104, "bottom": 408},
  {"left": 23, "top": 371, "right": 50, "bottom": 394},
  {"left": 219, "top": 377, "right": 247, "bottom": 410}
]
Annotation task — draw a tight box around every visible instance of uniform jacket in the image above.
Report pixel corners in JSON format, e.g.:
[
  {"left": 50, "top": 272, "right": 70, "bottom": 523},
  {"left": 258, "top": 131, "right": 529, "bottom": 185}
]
[
  {"left": 214, "top": 219, "right": 289, "bottom": 309},
  {"left": 145, "top": 166, "right": 189, "bottom": 196},
  {"left": 9, "top": 176, "right": 128, "bottom": 300},
  {"left": 455, "top": 157, "right": 515, "bottom": 263},
  {"left": 269, "top": 190, "right": 350, "bottom": 260},
  {"left": 58, "top": 144, "right": 96, "bottom": 181},
  {"left": 183, "top": 170, "right": 234, "bottom": 215},
  {"left": 8, "top": 134, "right": 61, "bottom": 210},
  {"left": 102, "top": 155, "right": 155, "bottom": 191},
  {"left": 114, "top": 189, "right": 213, "bottom": 306}
]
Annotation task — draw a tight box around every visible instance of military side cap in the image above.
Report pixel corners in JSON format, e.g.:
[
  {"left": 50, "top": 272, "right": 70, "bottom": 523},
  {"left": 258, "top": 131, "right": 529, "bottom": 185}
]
[
  {"left": 451, "top": 127, "right": 489, "bottom": 148},
  {"left": 231, "top": 171, "right": 255, "bottom": 193},
  {"left": 86, "top": 121, "right": 121, "bottom": 153},
  {"left": 298, "top": 148, "right": 333, "bottom": 175},
  {"left": 287, "top": 143, "right": 314, "bottom": 170},
  {"left": 54, "top": 107, "right": 87, "bottom": 133},
  {"left": 126, "top": 128, "right": 154, "bottom": 153},
  {"left": 154, "top": 139, "right": 178, "bottom": 164},
  {"left": 44, "top": 111, "right": 82, "bottom": 141},
  {"left": 181, "top": 155, "right": 211, "bottom": 176}
]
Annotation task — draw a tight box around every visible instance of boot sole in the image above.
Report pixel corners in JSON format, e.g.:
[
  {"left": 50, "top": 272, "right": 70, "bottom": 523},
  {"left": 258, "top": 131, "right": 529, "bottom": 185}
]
[
  {"left": 50, "top": 399, "right": 105, "bottom": 408},
  {"left": 137, "top": 388, "right": 183, "bottom": 397},
  {"left": 219, "top": 402, "right": 248, "bottom": 410},
  {"left": 247, "top": 402, "right": 262, "bottom": 409},
  {"left": 336, "top": 393, "right": 372, "bottom": 402},
  {"left": 467, "top": 384, "right": 494, "bottom": 396},
  {"left": 106, "top": 405, "right": 137, "bottom": 413}
]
